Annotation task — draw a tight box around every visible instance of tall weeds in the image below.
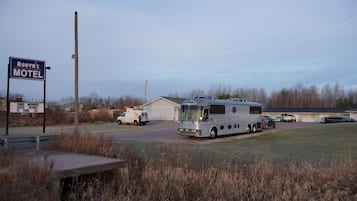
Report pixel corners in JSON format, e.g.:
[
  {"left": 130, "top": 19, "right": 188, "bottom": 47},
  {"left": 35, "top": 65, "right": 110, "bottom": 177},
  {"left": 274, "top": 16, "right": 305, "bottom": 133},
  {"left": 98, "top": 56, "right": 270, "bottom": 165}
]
[
  {"left": 0, "top": 148, "right": 58, "bottom": 201},
  {"left": 137, "top": 145, "right": 357, "bottom": 201},
  {"left": 1, "top": 133, "right": 356, "bottom": 200},
  {"left": 48, "top": 132, "right": 118, "bottom": 158}
]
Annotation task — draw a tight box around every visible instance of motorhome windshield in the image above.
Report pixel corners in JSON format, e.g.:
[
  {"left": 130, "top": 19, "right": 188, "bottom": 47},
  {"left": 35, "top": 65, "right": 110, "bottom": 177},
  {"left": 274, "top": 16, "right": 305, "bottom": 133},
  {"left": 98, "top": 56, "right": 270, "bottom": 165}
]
[{"left": 179, "top": 105, "right": 202, "bottom": 121}]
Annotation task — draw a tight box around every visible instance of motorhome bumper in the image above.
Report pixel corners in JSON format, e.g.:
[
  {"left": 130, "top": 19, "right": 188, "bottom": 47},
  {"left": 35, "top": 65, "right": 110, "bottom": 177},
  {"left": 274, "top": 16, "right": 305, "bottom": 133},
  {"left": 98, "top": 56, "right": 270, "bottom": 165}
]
[{"left": 177, "top": 128, "right": 202, "bottom": 136}]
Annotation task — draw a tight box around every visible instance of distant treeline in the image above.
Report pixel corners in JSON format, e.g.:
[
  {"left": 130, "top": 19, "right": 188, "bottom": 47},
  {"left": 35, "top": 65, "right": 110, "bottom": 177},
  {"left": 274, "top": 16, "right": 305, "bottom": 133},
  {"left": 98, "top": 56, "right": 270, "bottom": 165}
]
[
  {"left": 3, "top": 83, "right": 357, "bottom": 109},
  {"left": 170, "top": 83, "right": 357, "bottom": 109}
]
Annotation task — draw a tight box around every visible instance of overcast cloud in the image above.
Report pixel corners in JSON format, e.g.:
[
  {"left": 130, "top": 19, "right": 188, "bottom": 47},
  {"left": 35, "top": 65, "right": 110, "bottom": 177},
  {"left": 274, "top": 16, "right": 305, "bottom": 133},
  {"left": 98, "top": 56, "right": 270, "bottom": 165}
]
[{"left": 1, "top": 0, "right": 357, "bottom": 101}]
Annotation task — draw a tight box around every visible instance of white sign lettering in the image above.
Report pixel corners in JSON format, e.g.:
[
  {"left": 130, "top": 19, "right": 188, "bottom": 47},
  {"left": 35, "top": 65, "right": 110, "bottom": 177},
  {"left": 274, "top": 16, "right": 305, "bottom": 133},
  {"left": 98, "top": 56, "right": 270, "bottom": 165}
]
[
  {"left": 10, "top": 57, "right": 46, "bottom": 80},
  {"left": 13, "top": 68, "right": 43, "bottom": 79}
]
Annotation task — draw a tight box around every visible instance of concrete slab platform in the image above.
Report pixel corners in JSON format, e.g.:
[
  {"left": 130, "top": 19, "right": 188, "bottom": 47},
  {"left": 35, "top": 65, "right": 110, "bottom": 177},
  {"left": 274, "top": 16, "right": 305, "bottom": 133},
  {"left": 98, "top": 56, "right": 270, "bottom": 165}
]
[{"left": 32, "top": 151, "right": 126, "bottom": 179}]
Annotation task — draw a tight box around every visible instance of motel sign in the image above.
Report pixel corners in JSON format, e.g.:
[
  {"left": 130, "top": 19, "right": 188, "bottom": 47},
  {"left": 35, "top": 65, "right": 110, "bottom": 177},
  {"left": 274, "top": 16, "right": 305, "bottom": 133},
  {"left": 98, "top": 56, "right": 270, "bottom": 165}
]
[
  {"left": 10, "top": 57, "right": 46, "bottom": 80},
  {"left": 6, "top": 56, "right": 48, "bottom": 135}
]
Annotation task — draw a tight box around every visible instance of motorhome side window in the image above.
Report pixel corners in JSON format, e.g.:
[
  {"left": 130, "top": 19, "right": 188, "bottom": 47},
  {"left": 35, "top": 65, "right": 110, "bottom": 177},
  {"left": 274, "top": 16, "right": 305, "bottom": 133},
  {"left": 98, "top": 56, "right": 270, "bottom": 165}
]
[
  {"left": 249, "top": 106, "right": 262, "bottom": 114},
  {"left": 210, "top": 105, "right": 225, "bottom": 114}
]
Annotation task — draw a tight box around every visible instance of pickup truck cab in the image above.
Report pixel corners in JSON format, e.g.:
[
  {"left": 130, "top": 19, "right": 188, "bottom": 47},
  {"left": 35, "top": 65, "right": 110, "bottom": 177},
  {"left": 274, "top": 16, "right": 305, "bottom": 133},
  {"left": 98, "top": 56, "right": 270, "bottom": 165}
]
[
  {"left": 281, "top": 113, "right": 296, "bottom": 122},
  {"left": 117, "top": 108, "right": 150, "bottom": 126}
]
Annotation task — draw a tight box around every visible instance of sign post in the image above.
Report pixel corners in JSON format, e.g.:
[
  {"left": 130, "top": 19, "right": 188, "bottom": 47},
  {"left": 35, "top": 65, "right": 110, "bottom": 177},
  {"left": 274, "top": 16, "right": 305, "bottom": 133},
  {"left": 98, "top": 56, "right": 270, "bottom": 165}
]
[
  {"left": 6, "top": 61, "right": 10, "bottom": 135},
  {"left": 43, "top": 66, "right": 51, "bottom": 133},
  {"left": 6, "top": 57, "right": 47, "bottom": 135}
]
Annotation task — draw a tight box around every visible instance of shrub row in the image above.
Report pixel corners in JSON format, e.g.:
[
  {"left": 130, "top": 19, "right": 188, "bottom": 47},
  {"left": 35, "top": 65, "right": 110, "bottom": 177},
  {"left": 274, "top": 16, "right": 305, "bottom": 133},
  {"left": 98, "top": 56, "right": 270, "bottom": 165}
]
[{"left": 0, "top": 108, "right": 114, "bottom": 127}]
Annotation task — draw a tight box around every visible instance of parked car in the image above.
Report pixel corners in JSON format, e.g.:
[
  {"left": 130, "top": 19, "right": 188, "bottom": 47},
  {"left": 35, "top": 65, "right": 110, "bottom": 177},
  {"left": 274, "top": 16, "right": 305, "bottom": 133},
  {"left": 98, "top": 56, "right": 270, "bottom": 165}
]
[
  {"left": 345, "top": 117, "right": 357, "bottom": 122},
  {"left": 320, "top": 116, "right": 356, "bottom": 123},
  {"left": 281, "top": 113, "right": 296, "bottom": 122},
  {"left": 274, "top": 116, "right": 284, "bottom": 122},
  {"left": 263, "top": 115, "right": 276, "bottom": 129}
]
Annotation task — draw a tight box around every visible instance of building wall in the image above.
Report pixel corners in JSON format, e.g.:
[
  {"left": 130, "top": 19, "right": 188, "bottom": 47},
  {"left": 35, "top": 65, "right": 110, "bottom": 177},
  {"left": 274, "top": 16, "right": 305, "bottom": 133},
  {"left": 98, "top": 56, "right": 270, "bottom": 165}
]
[
  {"left": 264, "top": 112, "right": 349, "bottom": 122},
  {"left": 143, "top": 99, "right": 179, "bottom": 120},
  {"left": 350, "top": 112, "right": 357, "bottom": 120}
]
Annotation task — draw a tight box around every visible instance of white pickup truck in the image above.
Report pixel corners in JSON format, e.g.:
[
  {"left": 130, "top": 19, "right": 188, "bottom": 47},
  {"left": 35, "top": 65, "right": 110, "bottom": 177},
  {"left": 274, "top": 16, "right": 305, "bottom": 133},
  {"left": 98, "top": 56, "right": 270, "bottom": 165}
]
[
  {"left": 281, "top": 113, "right": 296, "bottom": 122},
  {"left": 117, "top": 108, "right": 150, "bottom": 126}
]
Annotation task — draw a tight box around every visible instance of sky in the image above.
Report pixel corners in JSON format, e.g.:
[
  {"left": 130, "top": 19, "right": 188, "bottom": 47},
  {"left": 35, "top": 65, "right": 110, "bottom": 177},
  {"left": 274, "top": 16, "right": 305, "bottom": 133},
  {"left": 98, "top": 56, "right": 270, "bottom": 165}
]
[{"left": 1, "top": 0, "right": 357, "bottom": 101}]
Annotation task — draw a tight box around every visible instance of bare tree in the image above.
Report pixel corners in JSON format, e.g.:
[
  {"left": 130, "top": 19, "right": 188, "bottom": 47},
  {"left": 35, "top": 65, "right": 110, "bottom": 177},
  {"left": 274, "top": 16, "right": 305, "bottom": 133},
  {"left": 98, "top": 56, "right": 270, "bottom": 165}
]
[
  {"left": 320, "top": 84, "right": 334, "bottom": 108},
  {"left": 208, "top": 83, "right": 231, "bottom": 98}
]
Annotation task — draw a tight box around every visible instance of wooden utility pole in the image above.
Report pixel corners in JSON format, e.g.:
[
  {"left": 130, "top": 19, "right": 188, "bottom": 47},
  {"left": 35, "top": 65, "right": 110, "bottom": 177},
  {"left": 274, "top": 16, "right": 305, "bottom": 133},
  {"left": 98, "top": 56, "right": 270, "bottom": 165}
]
[
  {"left": 74, "top": 11, "right": 79, "bottom": 133},
  {"left": 144, "top": 80, "right": 148, "bottom": 103}
]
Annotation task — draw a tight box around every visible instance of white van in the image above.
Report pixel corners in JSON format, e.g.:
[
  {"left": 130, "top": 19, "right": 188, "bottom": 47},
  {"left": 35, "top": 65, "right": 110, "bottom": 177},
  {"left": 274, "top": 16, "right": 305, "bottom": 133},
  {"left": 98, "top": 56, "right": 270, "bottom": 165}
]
[{"left": 117, "top": 108, "right": 150, "bottom": 126}]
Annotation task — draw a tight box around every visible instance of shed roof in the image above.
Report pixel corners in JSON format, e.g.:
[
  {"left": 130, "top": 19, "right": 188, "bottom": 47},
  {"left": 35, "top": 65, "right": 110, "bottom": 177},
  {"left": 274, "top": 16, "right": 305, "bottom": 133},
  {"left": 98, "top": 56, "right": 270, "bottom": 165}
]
[
  {"left": 161, "top": 96, "right": 185, "bottom": 105},
  {"left": 142, "top": 96, "right": 185, "bottom": 107},
  {"left": 345, "top": 108, "right": 357, "bottom": 112}
]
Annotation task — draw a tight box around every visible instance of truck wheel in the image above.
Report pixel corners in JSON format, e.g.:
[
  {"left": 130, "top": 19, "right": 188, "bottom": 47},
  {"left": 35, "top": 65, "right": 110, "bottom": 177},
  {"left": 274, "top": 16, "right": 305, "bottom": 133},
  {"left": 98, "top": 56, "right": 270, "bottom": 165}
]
[
  {"left": 117, "top": 120, "right": 122, "bottom": 125},
  {"left": 210, "top": 128, "right": 217, "bottom": 139},
  {"left": 134, "top": 120, "right": 138, "bottom": 126},
  {"left": 247, "top": 125, "right": 251, "bottom": 133},
  {"left": 252, "top": 125, "right": 257, "bottom": 133}
]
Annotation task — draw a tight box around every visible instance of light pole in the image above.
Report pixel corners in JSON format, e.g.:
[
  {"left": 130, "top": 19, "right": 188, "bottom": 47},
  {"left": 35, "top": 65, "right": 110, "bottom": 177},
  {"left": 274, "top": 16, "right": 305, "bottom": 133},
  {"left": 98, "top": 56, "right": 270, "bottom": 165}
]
[{"left": 43, "top": 66, "right": 51, "bottom": 134}]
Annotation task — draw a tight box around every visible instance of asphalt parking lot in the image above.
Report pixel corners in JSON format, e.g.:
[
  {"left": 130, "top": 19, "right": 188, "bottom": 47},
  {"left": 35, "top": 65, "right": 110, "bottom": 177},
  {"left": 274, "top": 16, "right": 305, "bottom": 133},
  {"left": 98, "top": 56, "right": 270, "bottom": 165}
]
[
  {"left": 106, "top": 120, "right": 320, "bottom": 144},
  {"left": 1, "top": 121, "right": 320, "bottom": 145}
]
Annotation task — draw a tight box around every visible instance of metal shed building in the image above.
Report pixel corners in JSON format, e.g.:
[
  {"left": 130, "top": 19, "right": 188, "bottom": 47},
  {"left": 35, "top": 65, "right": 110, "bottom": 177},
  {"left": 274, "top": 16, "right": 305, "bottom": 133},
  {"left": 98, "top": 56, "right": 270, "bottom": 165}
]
[
  {"left": 264, "top": 108, "right": 357, "bottom": 122},
  {"left": 142, "top": 96, "right": 185, "bottom": 121},
  {"left": 346, "top": 109, "right": 357, "bottom": 120}
]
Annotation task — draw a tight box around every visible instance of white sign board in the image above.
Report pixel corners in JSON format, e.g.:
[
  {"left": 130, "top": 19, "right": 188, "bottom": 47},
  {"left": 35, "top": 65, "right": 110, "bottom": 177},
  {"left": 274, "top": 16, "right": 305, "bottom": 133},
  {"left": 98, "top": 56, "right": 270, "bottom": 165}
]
[{"left": 10, "top": 102, "right": 44, "bottom": 113}]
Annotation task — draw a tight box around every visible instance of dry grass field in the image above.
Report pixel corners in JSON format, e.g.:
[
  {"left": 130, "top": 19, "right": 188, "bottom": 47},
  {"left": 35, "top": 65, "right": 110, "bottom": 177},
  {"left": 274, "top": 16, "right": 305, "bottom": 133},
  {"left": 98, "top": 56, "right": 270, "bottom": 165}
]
[
  {"left": 1, "top": 123, "right": 356, "bottom": 200},
  {"left": 201, "top": 122, "right": 357, "bottom": 163}
]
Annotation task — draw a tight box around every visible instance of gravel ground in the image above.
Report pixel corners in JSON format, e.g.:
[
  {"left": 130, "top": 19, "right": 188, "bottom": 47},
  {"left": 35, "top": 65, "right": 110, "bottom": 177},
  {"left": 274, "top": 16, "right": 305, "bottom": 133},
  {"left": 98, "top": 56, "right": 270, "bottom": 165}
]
[
  {"left": 107, "top": 121, "right": 320, "bottom": 144},
  {"left": 0, "top": 121, "right": 320, "bottom": 145}
]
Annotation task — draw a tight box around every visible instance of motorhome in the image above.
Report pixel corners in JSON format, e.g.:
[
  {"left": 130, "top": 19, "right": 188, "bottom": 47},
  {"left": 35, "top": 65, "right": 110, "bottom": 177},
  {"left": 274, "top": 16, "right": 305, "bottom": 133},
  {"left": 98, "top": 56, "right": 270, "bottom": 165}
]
[
  {"left": 177, "top": 96, "right": 263, "bottom": 138},
  {"left": 117, "top": 108, "right": 149, "bottom": 126}
]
